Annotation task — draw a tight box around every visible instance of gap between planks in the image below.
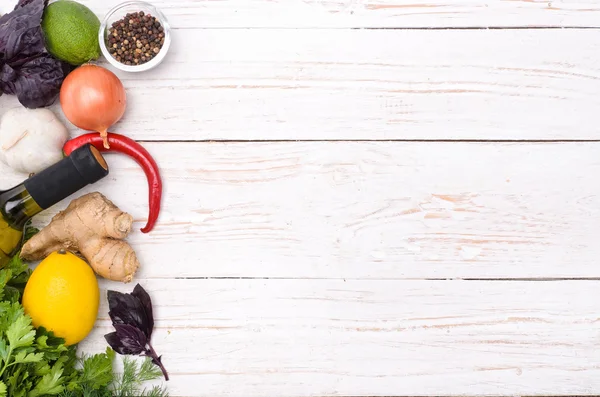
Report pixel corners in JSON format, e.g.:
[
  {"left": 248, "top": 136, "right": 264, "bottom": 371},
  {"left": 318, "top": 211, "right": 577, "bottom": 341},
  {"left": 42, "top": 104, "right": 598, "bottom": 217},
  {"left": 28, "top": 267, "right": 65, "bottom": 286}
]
[
  {"left": 167, "top": 26, "right": 600, "bottom": 30},
  {"left": 4, "top": 28, "right": 599, "bottom": 141},
  {"left": 135, "top": 139, "right": 600, "bottom": 143},
  {"left": 74, "top": 0, "right": 600, "bottom": 30},
  {"left": 172, "top": 276, "right": 600, "bottom": 281}
]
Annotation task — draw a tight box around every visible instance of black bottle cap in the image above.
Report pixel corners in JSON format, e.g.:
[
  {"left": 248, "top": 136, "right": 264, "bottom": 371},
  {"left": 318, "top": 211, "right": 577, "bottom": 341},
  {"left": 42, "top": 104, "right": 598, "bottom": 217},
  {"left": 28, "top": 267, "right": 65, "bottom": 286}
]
[{"left": 24, "top": 144, "right": 109, "bottom": 209}]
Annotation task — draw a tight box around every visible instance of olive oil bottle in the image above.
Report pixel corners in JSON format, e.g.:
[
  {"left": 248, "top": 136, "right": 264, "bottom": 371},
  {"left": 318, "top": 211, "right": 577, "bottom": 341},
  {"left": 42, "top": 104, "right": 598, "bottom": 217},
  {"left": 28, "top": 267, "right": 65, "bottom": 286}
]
[{"left": 0, "top": 144, "right": 109, "bottom": 267}]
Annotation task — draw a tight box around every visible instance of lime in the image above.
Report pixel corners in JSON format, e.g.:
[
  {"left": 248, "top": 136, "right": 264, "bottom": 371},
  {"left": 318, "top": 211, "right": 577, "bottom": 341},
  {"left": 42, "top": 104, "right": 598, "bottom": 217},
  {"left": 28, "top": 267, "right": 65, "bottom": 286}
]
[{"left": 42, "top": 1, "right": 101, "bottom": 65}]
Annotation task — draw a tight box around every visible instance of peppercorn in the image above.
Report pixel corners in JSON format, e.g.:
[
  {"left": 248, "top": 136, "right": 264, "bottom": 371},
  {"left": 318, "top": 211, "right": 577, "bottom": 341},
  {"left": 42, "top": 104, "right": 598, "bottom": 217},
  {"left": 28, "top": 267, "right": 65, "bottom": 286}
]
[{"left": 106, "top": 10, "right": 166, "bottom": 66}]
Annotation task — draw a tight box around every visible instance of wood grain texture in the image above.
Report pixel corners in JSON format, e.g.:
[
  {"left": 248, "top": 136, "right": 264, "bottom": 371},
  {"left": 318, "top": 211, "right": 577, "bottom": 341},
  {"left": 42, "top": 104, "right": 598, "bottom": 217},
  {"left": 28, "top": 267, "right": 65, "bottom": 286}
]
[
  {"left": 0, "top": 2, "right": 597, "bottom": 393},
  {"left": 1, "top": 29, "right": 595, "bottom": 141},
  {"left": 79, "top": 278, "right": 600, "bottom": 396},
  {"left": 45, "top": 0, "right": 600, "bottom": 28},
  {"left": 3, "top": 141, "right": 600, "bottom": 280}
]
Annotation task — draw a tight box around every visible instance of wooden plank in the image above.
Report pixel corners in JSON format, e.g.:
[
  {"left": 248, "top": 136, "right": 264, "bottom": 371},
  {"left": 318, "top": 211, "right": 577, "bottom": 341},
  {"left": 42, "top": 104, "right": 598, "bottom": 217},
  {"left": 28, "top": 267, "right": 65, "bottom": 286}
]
[
  {"left": 4, "top": 141, "right": 600, "bottom": 280},
  {"left": 41, "top": 0, "right": 600, "bottom": 29},
  {"left": 2, "top": 29, "right": 595, "bottom": 141},
  {"left": 79, "top": 278, "right": 600, "bottom": 396}
]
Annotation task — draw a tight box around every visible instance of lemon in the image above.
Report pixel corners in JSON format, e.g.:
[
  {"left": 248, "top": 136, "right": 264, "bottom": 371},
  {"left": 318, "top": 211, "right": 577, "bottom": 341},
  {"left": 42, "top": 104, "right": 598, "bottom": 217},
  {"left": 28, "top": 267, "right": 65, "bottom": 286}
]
[
  {"left": 22, "top": 250, "right": 99, "bottom": 346},
  {"left": 41, "top": 1, "right": 101, "bottom": 65}
]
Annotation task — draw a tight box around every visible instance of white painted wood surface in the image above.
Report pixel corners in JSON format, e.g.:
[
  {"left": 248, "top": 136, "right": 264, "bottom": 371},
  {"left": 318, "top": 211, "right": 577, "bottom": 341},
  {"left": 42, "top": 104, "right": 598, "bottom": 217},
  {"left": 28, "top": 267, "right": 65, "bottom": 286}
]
[
  {"left": 2, "top": 0, "right": 600, "bottom": 395},
  {"left": 31, "top": 0, "right": 600, "bottom": 28},
  {"left": 77, "top": 278, "right": 600, "bottom": 396},
  {"left": 43, "top": 29, "right": 600, "bottom": 141},
  {"left": 2, "top": 142, "right": 600, "bottom": 280}
]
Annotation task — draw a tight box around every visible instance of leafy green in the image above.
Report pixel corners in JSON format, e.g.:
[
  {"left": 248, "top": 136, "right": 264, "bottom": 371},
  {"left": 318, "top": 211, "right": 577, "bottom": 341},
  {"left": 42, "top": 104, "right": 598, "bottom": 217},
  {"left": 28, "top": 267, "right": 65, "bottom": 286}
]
[
  {"left": 35, "top": 328, "right": 69, "bottom": 362},
  {"left": 0, "top": 250, "right": 69, "bottom": 396},
  {"left": 110, "top": 357, "right": 169, "bottom": 397},
  {"left": 0, "top": 231, "right": 168, "bottom": 397},
  {"left": 58, "top": 355, "right": 167, "bottom": 397},
  {"left": 6, "top": 315, "right": 36, "bottom": 350},
  {"left": 22, "top": 223, "right": 40, "bottom": 244},
  {"left": 81, "top": 349, "right": 115, "bottom": 390},
  {"left": 29, "top": 362, "right": 65, "bottom": 396},
  {"left": 0, "top": 227, "right": 36, "bottom": 304}
]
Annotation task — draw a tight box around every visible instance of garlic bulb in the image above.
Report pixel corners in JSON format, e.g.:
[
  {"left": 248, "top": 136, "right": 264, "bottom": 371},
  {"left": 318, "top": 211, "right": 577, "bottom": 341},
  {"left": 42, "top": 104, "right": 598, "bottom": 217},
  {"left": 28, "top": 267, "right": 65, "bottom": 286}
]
[{"left": 0, "top": 107, "right": 69, "bottom": 174}]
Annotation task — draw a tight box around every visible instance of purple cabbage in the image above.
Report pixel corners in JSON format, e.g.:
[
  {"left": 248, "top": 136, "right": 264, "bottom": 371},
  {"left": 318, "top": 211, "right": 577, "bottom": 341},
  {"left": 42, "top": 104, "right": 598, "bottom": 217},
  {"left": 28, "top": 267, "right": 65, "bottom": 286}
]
[{"left": 0, "top": 0, "right": 71, "bottom": 108}]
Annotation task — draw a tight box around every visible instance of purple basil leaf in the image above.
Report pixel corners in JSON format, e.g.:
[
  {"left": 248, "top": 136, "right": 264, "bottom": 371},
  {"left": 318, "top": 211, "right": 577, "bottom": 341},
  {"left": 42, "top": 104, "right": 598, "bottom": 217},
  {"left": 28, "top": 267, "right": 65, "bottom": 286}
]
[
  {"left": 105, "top": 332, "right": 138, "bottom": 355},
  {"left": 0, "top": 55, "right": 68, "bottom": 108},
  {"left": 104, "top": 324, "right": 147, "bottom": 355},
  {"left": 107, "top": 290, "right": 151, "bottom": 339},
  {"left": 0, "top": 0, "right": 68, "bottom": 108},
  {"left": 132, "top": 284, "right": 154, "bottom": 338},
  {"left": 16, "top": 0, "right": 47, "bottom": 8},
  {"left": 0, "top": 0, "right": 46, "bottom": 58},
  {"left": 115, "top": 323, "right": 147, "bottom": 350}
]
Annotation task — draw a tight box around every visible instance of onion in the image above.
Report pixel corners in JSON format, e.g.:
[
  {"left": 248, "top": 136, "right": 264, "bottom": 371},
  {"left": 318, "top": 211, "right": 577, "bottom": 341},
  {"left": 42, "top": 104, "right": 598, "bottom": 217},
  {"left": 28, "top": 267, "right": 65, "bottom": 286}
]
[{"left": 60, "top": 64, "right": 127, "bottom": 148}]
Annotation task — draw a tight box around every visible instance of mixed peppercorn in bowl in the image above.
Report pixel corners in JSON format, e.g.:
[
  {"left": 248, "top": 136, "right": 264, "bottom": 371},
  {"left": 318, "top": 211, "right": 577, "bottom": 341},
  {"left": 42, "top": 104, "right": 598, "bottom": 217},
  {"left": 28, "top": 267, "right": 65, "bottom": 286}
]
[{"left": 99, "top": 1, "right": 171, "bottom": 72}]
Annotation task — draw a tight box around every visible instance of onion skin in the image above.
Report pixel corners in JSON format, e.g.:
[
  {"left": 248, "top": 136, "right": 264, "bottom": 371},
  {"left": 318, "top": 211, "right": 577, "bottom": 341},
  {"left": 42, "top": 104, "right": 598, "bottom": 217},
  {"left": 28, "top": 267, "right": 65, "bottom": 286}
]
[{"left": 60, "top": 64, "right": 127, "bottom": 148}]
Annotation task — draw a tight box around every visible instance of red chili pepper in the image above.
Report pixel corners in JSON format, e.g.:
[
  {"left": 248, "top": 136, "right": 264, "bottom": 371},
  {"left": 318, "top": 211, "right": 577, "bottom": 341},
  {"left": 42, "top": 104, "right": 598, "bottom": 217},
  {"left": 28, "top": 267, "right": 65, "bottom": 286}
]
[{"left": 64, "top": 132, "right": 162, "bottom": 234}]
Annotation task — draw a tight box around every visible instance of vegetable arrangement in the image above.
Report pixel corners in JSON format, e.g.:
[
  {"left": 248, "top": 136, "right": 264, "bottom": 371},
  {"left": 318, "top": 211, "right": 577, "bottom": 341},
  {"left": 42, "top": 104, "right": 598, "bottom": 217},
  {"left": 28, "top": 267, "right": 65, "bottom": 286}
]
[
  {"left": 0, "top": 230, "right": 167, "bottom": 396},
  {"left": 0, "top": 0, "right": 164, "bottom": 231},
  {"left": 0, "top": 0, "right": 172, "bottom": 393}
]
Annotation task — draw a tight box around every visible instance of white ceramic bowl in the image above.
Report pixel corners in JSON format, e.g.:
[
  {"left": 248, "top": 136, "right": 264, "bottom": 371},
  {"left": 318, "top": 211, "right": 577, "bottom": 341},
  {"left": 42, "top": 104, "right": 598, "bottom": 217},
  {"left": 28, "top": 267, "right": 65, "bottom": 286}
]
[{"left": 99, "top": 1, "right": 171, "bottom": 72}]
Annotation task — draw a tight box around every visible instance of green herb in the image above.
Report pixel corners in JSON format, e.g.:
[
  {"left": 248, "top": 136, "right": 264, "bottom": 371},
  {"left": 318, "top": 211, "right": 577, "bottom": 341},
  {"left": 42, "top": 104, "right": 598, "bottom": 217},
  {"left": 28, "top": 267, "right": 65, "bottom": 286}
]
[
  {"left": 0, "top": 262, "right": 70, "bottom": 396},
  {"left": 108, "top": 356, "right": 168, "bottom": 397},
  {"left": 59, "top": 353, "right": 167, "bottom": 397}
]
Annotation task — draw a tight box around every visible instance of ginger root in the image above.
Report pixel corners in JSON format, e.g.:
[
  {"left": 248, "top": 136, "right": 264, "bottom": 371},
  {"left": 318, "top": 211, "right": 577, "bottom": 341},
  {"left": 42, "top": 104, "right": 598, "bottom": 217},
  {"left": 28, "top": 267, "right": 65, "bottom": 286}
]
[{"left": 21, "top": 192, "right": 140, "bottom": 283}]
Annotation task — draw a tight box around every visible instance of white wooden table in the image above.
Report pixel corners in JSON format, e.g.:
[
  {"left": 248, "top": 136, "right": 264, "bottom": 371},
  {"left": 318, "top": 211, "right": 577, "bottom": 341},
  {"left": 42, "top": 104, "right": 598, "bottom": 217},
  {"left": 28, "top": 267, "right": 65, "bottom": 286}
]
[{"left": 2, "top": 0, "right": 600, "bottom": 395}]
